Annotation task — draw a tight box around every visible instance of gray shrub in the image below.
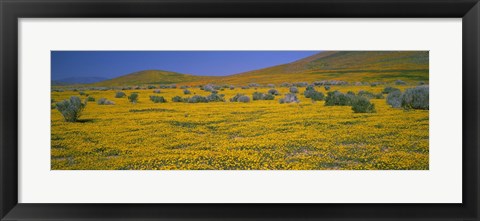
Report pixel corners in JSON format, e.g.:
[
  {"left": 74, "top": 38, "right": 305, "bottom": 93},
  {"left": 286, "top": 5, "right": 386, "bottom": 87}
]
[
  {"left": 183, "top": 89, "right": 191, "bottom": 94},
  {"left": 401, "top": 86, "right": 429, "bottom": 110},
  {"left": 55, "top": 96, "right": 87, "bottom": 122},
  {"left": 279, "top": 93, "right": 299, "bottom": 104},
  {"left": 386, "top": 90, "right": 402, "bottom": 108},
  {"left": 97, "top": 98, "right": 115, "bottom": 105},
  {"left": 289, "top": 86, "right": 299, "bottom": 94},
  {"left": 149, "top": 95, "right": 167, "bottom": 103},
  {"left": 188, "top": 95, "right": 209, "bottom": 103},
  {"left": 268, "top": 89, "right": 280, "bottom": 95},
  {"left": 237, "top": 95, "right": 251, "bottom": 103},
  {"left": 115, "top": 91, "right": 126, "bottom": 98}
]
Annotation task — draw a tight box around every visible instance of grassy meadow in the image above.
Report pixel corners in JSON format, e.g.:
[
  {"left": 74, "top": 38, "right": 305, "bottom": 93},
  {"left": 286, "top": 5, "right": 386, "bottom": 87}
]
[{"left": 51, "top": 85, "right": 428, "bottom": 170}]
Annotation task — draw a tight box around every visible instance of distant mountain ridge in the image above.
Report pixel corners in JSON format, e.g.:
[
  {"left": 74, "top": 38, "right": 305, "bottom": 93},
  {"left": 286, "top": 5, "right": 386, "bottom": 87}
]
[
  {"left": 52, "top": 76, "right": 109, "bottom": 85},
  {"left": 56, "top": 51, "right": 429, "bottom": 87}
]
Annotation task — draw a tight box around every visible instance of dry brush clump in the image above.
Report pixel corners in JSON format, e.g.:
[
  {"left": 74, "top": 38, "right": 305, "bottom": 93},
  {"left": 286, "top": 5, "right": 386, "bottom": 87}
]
[
  {"left": 150, "top": 95, "right": 167, "bottom": 103},
  {"left": 252, "top": 92, "right": 275, "bottom": 100},
  {"left": 386, "top": 86, "right": 429, "bottom": 110},
  {"left": 289, "top": 86, "right": 299, "bottom": 94},
  {"left": 268, "top": 89, "right": 280, "bottom": 95},
  {"left": 188, "top": 95, "right": 209, "bottom": 103},
  {"left": 115, "top": 91, "right": 126, "bottom": 98},
  {"left": 55, "top": 96, "right": 87, "bottom": 122},
  {"left": 324, "top": 91, "right": 352, "bottom": 106},
  {"left": 351, "top": 96, "right": 376, "bottom": 113},
  {"left": 303, "top": 85, "right": 324, "bottom": 101},
  {"left": 382, "top": 86, "right": 400, "bottom": 94},
  {"left": 97, "top": 98, "right": 115, "bottom": 105},
  {"left": 207, "top": 93, "right": 225, "bottom": 102},
  {"left": 128, "top": 93, "right": 139, "bottom": 104},
  {"left": 279, "top": 93, "right": 299, "bottom": 104}
]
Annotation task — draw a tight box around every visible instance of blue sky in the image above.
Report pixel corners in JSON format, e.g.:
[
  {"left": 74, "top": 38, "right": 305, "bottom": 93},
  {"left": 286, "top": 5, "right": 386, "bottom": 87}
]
[{"left": 51, "top": 51, "right": 320, "bottom": 80}]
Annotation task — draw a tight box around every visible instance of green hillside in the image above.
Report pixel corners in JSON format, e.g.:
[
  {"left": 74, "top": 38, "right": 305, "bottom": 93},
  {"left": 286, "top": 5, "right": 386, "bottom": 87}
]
[
  {"left": 92, "top": 70, "right": 217, "bottom": 87},
  {"left": 87, "top": 51, "right": 429, "bottom": 87},
  {"left": 201, "top": 51, "right": 429, "bottom": 85}
]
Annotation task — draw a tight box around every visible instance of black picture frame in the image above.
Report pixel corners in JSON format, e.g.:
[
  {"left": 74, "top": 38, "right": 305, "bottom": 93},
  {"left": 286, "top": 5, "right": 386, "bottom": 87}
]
[{"left": 1, "top": 0, "right": 479, "bottom": 220}]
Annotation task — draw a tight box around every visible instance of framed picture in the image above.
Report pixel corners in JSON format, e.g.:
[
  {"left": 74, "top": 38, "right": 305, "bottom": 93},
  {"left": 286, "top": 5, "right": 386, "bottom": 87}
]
[{"left": 1, "top": 0, "right": 479, "bottom": 220}]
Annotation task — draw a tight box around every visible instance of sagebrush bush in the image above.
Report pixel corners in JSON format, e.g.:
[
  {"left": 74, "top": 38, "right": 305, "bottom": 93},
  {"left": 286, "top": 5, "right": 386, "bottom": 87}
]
[
  {"left": 267, "top": 84, "right": 275, "bottom": 88},
  {"left": 252, "top": 92, "right": 274, "bottom": 100},
  {"left": 147, "top": 85, "right": 156, "bottom": 89},
  {"left": 382, "top": 86, "right": 400, "bottom": 94},
  {"left": 115, "top": 91, "right": 126, "bottom": 98},
  {"left": 87, "top": 96, "right": 95, "bottom": 102},
  {"left": 325, "top": 91, "right": 352, "bottom": 106},
  {"left": 150, "top": 95, "right": 167, "bottom": 103},
  {"left": 386, "top": 90, "right": 402, "bottom": 108},
  {"left": 180, "top": 85, "right": 188, "bottom": 89},
  {"left": 188, "top": 95, "right": 208, "bottom": 103},
  {"left": 351, "top": 96, "right": 376, "bottom": 113},
  {"left": 268, "top": 89, "right": 279, "bottom": 95},
  {"left": 280, "top": 82, "right": 292, "bottom": 87},
  {"left": 289, "top": 86, "right": 299, "bottom": 93},
  {"left": 207, "top": 93, "right": 225, "bottom": 102},
  {"left": 241, "top": 86, "right": 250, "bottom": 89},
  {"left": 395, "top": 80, "right": 407, "bottom": 85},
  {"left": 97, "top": 98, "right": 115, "bottom": 105},
  {"left": 324, "top": 85, "right": 331, "bottom": 91},
  {"left": 229, "top": 85, "right": 235, "bottom": 90},
  {"left": 56, "top": 96, "right": 87, "bottom": 122},
  {"left": 357, "top": 90, "right": 375, "bottom": 98},
  {"left": 229, "top": 94, "right": 244, "bottom": 102},
  {"left": 374, "top": 93, "right": 384, "bottom": 99},
  {"left": 279, "top": 93, "right": 299, "bottom": 104},
  {"left": 237, "top": 95, "right": 250, "bottom": 103},
  {"left": 248, "top": 83, "right": 260, "bottom": 87},
  {"left": 294, "top": 82, "right": 308, "bottom": 87},
  {"left": 183, "top": 89, "right": 191, "bottom": 94},
  {"left": 172, "top": 96, "right": 185, "bottom": 102},
  {"left": 153, "top": 89, "right": 161, "bottom": 93},
  {"left": 401, "top": 86, "right": 429, "bottom": 110},
  {"left": 309, "top": 91, "right": 325, "bottom": 101},
  {"left": 128, "top": 93, "right": 139, "bottom": 104},
  {"left": 79, "top": 91, "right": 87, "bottom": 96}
]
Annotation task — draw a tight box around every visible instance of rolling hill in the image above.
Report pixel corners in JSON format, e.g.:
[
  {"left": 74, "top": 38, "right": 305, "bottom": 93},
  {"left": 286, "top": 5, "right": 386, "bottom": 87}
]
[
  {"left": 89, "top": 51, "right": 429, "bottom": 87},
  {"left": 91, "top": 70, "right": 218, "bottom": 87}
]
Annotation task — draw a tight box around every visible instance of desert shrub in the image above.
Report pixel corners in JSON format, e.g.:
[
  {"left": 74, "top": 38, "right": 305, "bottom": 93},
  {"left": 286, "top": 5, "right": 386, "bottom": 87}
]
[
  {"left": 128, "top": 93, "right": 139, "bottom": 104},
  {"left": 180, "top": 85, "right": 188, "bottom": 89},
  {"left": 395, "top": 80, "right": 407, "bottom": 85},
  {"left": 347, "top": 91, "right": 356, "bottom": 96},
  {"left": 229, "top": 85, "right": 235, "bottom": 90},
  {"left": 294, "top": 82, "right": 308, "bottom": 87},
  {"left": 279, "top": 93, "right": 300, "bottom": 104},
  {"left": 267, "top": 84, "right": 275, "bottom": 88},
  {"left": 370, "top": 82, "right": 379, "bottom": 87},
  {"left": 237, "top": 95, "right": 250, "bottom": 103},
  {"left": 382, "top": 86, "right": 400, "bottom": 94},
  {"left": 230, "top": 94, "right": 244, "bottom": 102},
  {"left": 309, "top": 91, "right": 325, "bottom": 101},
  {"left": 324, "top": 91, "right": 352, "bottom": 106},
  {"left": 183, "top": 89, "right": 191, "bottom": 94},
  {"left": 55, "top": 96, "right": 87, "bottom": 122},
  {"left": 248, "top": 83, "right": 260, "bottom": 87},
  {"left": 172, "top": 96, "right": 185, "bottom": 102},
  {"left": 87, "top": 96, "right": 95, "bottom": 102},
  {"left": 188, "top": 95, "right": 209, "bottom": 103},
  {"left": 289, "top": 86, "right": 299, "bottom": 94},
  {"left": 386, "top": 90, "right": 402, "bottom": 108},
  {"left": 324, "top": 85, "right": 331, "bottom": 91},
  {"left": 147, "top": 85, "right": 156, "bottom": 89},
  {"left": 211, "top": 90, "right": 218, "bottom": 94},
  {"left": 241, "top": 86, "right": 250, "bottom": 89},
  {"left": 351, "top": 96, "right": 376, "bottom": 113},
  {"left": 152, "top": 89, "right": 161, "bottom": 93},
  {"left": 252, "top": 92, "right": 274, "bottom": 100},
  {"left": 115, "top": 91, "right": 126, "bottom": 98},
  {"left": 263, "top": 94, "right": 275, "bottom": 100},
  {"left": 268, "top": 89, "right": 280, "bottom": 95},
  {"left": 207, "top": 93, "right": 225, "bottom": 102},
  {"left": 252, "top": 92, "right": 265, "bottom": 100},
  {"left": 170, "top": 84, "right": 177, "bottom": 89},
  {"left": 401, "top": 86, "right": 429, "bottom": 110},
  {"left": 79, "top": 91, "right": 87, "bottom": 96},
  {"left": 97, "top": 98, "right": 115, "bottom": 105},
  {"left": 52, "top": 89, "right": 64, "bottom": 92},
  {"left": 280, "top": 82, "right": 292, "bottom": 87},
  {"left": 358, "top": 90, "right": 375, "bottom": 98},
  {"left": 150, "top": 95, "right": 167, "bottom": 103}
]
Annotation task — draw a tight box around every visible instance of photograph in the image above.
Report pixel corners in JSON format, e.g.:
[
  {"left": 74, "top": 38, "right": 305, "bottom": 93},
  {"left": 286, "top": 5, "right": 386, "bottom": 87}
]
[{"left": 51, "top": 51, "right": 429, "bottom": 170}]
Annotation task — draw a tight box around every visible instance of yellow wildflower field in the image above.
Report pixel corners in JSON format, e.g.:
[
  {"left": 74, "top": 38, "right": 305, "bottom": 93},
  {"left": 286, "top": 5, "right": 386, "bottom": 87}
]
[{"left": 51, "top": 85, "right": 428, "bottom": 170}]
